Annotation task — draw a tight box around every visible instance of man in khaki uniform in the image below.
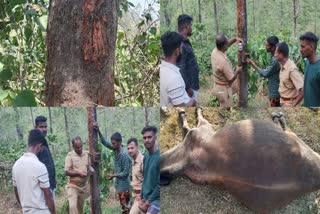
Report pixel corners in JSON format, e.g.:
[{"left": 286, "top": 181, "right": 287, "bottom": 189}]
[
  {"left": 65, "top": 136, "right": 92, "bottom": 214},
  {"left": 127, "top": 138, "right": 144, "bottom": 213},
  {"left": 274, "top": 42, "right": 304, "bottom": 107},
  {"left": 211, "top": 34, "right": 242, "bottom": 107}
]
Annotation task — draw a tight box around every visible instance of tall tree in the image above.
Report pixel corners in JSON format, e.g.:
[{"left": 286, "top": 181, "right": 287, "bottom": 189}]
[
  {"left": 237, "top": 0, "right": 248, "bottom": 107},
  {"left": 180, "top": 0, "right": 184, "bottom": 13},
  {"left": 198, "top": 0, "right": 202, "bottom": 23},
  {"left": 13, "top": 107, "right": 23, "bottom": 142},
  {"left": 64, "top": 108, "right": 71, "bottom": 151},
  {"left": 48, "top": 107, "right": 53, "bottom": 133},
  {"left": 30, "top": 107, "right": 34, "bottom": 127},
  {"left": 45, "top": 0, "right": 119, "bottom": 106},
  {"left": 292, "top": 0, "right": 299, "bottom": 37},
  {"left": 87, "top": 107, "right": 101, "bottom": 214},
  {"left": 144, "top": 107, "right": 150, "bottom": 127},
  {"left": 213, "top": 0, "right": 219, "bottom": 34}
]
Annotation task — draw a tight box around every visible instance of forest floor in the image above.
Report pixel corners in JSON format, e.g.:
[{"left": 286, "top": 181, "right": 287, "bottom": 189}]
[
  {"left": 0, "top": 186, "right": 122, "bottom": 214},
  {"left": 199, "top": 75, "right": 274, "bottom": 107},
  {"left": 160, "top": 107, "right": 320, "bottom": 214}
]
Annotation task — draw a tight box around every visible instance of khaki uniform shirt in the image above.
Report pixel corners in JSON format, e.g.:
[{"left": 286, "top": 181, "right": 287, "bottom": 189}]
[
  {"left": 279, "top": 59, "right": 304, "bottom": 100},
  {"left": 211, "top": 48, "right": 234, "bottom": 85},
  {"left": 65, "top": 150, "right": 91, "bottom": 187},
  {"left": 131, "top": 153, "right": 144, "bottom": 193}
]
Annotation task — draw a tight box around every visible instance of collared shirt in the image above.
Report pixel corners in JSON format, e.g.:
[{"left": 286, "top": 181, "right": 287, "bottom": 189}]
[
  {"left": 131, "top": 152, "right": 144, "bottom": 191},
  {"left": 279, "top": 59, "right": 304, "bottom": 99},
  {"left": 258, "top": 56, "right": 281, "bottom": 99},
  {"left": 101, "top": 136, "right": 131, "bottom": 192},
  {"left": 37, "top": 143, "right": 56, "bottom": 189},
  {"left": 303, "top": 59, "right": 320, "bottom": 107},
  {"left": 65, "top": 150, "right": 91, "bottom": 186},
  {"left": 176, "top": 37, "right": 200, "bottom": 90},
  {"left": 160, "top": 60, "right": 190, "bottom": 107},
  {"left": 211, "top": 48, "right": 234, "bottom": 85},
  {"left": 12, "top": 152, "right": 50, "bottom": 213},
  {"left": 141, "top": 149, "right": 160, "bottom": 204}
]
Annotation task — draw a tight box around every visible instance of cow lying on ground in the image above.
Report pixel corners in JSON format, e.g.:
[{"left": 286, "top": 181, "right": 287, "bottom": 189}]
[{"left": 160, "top": 108, "right": 320, "bottom": 213}]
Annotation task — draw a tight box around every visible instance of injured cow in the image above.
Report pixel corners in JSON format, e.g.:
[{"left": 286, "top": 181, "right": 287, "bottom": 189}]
[{"left": 160, "top": 108, "right": 320, "bottom": 213}]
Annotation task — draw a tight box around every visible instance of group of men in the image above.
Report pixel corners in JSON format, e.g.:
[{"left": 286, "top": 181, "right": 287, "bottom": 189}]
[
  {"left": 12, "top": 115, "right": 160, "bottom": 214},
  {"left": 160, "top": 13, "right": 320, "bottom": 107}
]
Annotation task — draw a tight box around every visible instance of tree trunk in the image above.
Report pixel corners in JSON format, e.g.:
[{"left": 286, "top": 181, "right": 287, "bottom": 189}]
[
  {"left": 292, "top": 0, "right": 298, "bottom": 37},
  {"left": 103, "top": 108, "right": 107, "bottom": 137},
  {"left": 213, "top": 0, "right": 219, "bottom": 34},
  {"left": 13, "top": 107, "right": 23, "bottom": 142},
  {"left": 87, "top": 107, "right": 101, "bottom": 214},
  {"left": 48, "top": 107, "right": 53, "bottom": 133},
  {"left": 64, "top": 108, "right": 71, "bottom": 151},
  {"left": 198, "top": 0, "right": 202, "bottom": 23},
  {"left": 180, "top": 0, "right": 184, "bottom": 13},
  {"left": 30, "top": 107, "right": 34, "bottom": 127},
  {"left": 144, "top": 107, "right": 150, "bottom": 127},
  {"left": 162, "top": 0, "right": 171, "bottom": 27},
  {"left": 315, "top": 0, "right": 317, "bottom": 33},
  {"left": 236, "top": 0, "right": 248, "bottom": 107},
  {"left": 45, "top": 0, "right": 119, "bottom": 106},
  {"left": 252, "top": 0, "right": 255, "bottom": 32}
]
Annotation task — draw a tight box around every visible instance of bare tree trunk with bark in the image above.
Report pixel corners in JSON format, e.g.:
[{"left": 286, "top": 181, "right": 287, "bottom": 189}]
[
  {"left": 30, "top": 107, "right": 34, "bottom": 127},
  {"left": 13, "top": 107, "right": 23, "bottom": 142},
  {"left": 87, "top": 107, "right": 101, "bottom": 214},
  {"left": 144, "top": 107, "right": 150, "bottom": 127},
  {"left": 45, "top": 0, "right": 119, "bottom": 106},
  {"left": 214, "top": 0, "right": 219, "bottom": 34},
  {"left": 64, "top": 108, "right": 71, "bottom": 151},
  {"left": 48, "top": 107, "right": 53, "bottom": 133},
  {"left": 292, "top": 0, "right": 299, "bottom": 37},
  {"left": 237, "top": 0, "right": 248, "bottom": 107}
]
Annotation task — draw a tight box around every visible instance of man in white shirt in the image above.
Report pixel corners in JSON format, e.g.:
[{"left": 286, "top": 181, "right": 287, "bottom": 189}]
[
  {"left": 160, "top": 31, "right": 196, "bottom": 107},
  {"left": 12, "top": 129, "right": 56, "bottom": 214}
]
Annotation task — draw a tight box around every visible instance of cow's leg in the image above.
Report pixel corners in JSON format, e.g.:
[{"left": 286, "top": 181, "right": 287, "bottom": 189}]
[
  {"left": 271, "top": 112, "right": 282, "bottom": 129},
  {"left": 196, "top": 107, "right": 210, "bottom": 128},
  {"left": 178, "top": 108, "right": 190, "bottom": 137},
  {"left": 278, "top": 112, "right": 287, "bottom": 131}
]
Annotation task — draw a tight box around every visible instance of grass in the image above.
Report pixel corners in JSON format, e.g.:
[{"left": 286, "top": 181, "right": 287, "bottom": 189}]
[{"left": 160, "top": 107, "right": 320, "bottom": 214}]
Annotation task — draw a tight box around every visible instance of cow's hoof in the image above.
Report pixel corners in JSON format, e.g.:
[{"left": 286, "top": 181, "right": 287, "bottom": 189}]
[{"left": 178, "top": 108, "right": 186, "bottom": 116}]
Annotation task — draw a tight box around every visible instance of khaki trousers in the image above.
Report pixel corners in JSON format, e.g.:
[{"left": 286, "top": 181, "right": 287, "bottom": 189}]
[
  {"left": 67, "top": 184, "right": 89, "bottom": 214},
  {"left": 213, "top": 85, "right": 233, "bottom": 107}
]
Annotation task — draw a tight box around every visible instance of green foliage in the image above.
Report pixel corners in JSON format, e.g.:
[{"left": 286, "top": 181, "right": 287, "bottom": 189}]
[
  {"left": 0, "top": 0, "right": 47, "bottom": 106},
  {"left": 115, "top": 2, "right": 160, "bottom": 106}
]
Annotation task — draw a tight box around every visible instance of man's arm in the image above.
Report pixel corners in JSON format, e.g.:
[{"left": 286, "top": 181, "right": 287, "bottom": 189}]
[
  {"left": 93, "top": 123, "right": 114, "bottom": 150},
  {"left": 228, "top": 37, "right": 244, "bottom": 47},
  {"left": 227, "top": 66, "right": 242, "bottom": 84},
  {"left": 41, "top": 187, "right": 56, "bottom": 214},
  {"left": 247, "top": 58, "right": 280, "bottom": 78},
  {"left": 65, "top": 169, "right": 87, "bottom": 178},
  {"left": 14, "top": 187, "right": 21, "bottom": 207},
  {"left": 294, "top": 88, "right": 304, "bottom": 106}
]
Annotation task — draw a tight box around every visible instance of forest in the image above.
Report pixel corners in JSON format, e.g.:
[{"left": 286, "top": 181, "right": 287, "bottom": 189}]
[
  {"left": 160, "top": 0, "right": 320, "bottom": 106},
  {"left": 0, "top": 0, "right": 160, "bottom": 106},
  {"left": 0, "top": 107, "right": 159, "bottom": 213}
]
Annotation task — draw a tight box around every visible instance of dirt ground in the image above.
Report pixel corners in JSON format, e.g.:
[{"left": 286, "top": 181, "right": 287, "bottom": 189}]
[{"left": 160, "top": 107, "right": 320, "bottom": 214}]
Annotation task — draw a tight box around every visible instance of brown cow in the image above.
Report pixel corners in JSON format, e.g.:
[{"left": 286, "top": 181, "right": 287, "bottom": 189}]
[{"left": 160, "top": 108, "right": 320, "bottom": 213}]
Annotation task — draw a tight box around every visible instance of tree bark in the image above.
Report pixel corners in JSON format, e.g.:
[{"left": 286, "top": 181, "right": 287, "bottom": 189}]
[
  {"left": 236, "top": 0, "right": 248, "bottom": 107},
  {"left": 213, "top": 0, "right": 219, "bottom": 34},
  {"left": 48, "top": 107, "right": 53, "bottom": 133},
  {"left": 292, "top": 0, "right": 298, "bottom": 37},
  {"left": 13, "top": 107, "right": 23, "bottom": 142},
  {"left": 144, "top": 107, "right": 150, "bottom": 127},
  {"left": 87, "top": 107, "right": 101, "bottom": 214},
  {"left": 198, "top": 0, "right": 202, "bottom": 23},
  {"left": 180, "top": 0, "right": 184, "bottom": 13},
  {"left": 64, "top": 107, "right": 71, "bottom": 151},
  {"left": 162, "top": 0, "right": 171, "bottom": 27},
  {"left": 45, "top": 0, "right": 119, "bottom": 106},
  {"left": 30, "top": 107, "right": 35, "bottom": 127}
]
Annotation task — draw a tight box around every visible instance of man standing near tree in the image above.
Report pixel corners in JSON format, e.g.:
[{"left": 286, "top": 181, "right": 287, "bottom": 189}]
[
  {"left": 274, "top": 42, "right": 304, "bottom": 107},
  {"left": 299, "top": 32, "right": 320, "bottom": 107},
  {"left": 34, "top": 115, "right": 56, "bottom": 200},
  {"left": 177, "top": 14, "right": 200, "bottom": 102},
  {"left": 211, "top": 34, "right": 243, "bottom": 107},
  {"left": 127, "top": 138, "right": 144, "bottom": 209},
  {"left": 130, "top": 126, "right": 160, "bottom": 214},
  {"left": 65, "top": 136, "right": 92, "bottom": 214},
  {"left": 247, "top": 36, "right": 281, "bottom": 107},
  {"left": 12, "top": 129, "right": 55, "bottom": 214},
  {"left": 93, "top": 123, "right": 131, "bottom": 214}
]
